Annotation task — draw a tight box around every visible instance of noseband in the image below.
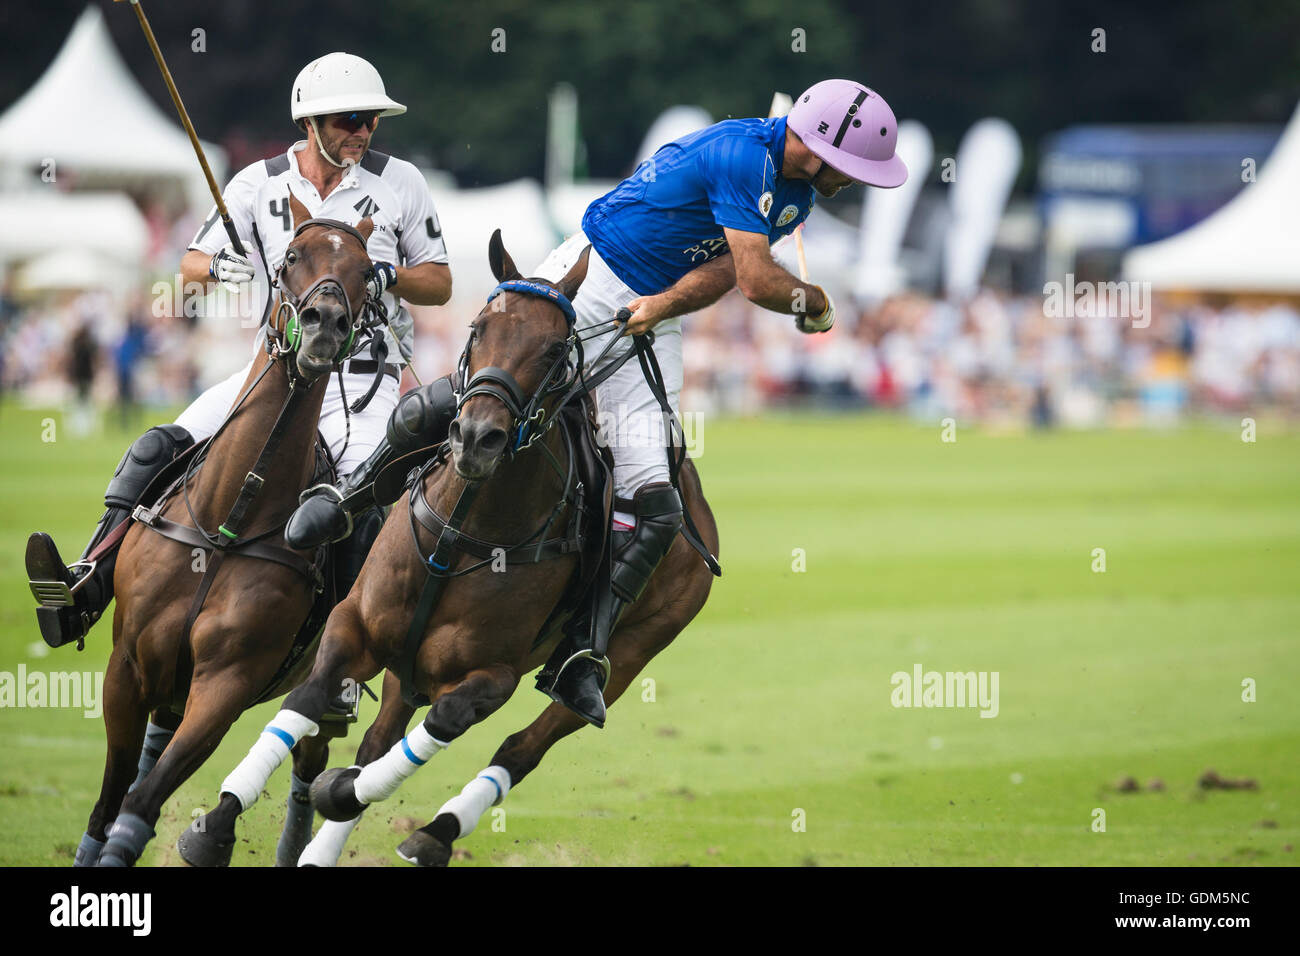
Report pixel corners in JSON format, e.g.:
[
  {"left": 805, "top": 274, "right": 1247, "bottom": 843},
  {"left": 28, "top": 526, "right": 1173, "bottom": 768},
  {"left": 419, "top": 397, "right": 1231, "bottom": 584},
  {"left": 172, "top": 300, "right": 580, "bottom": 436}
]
[
  {"left": 266, "top": 217, "right": 377, "bottom": 368},
  {"left": 455, "top": 279, "right": 583, "bottom": 454}
]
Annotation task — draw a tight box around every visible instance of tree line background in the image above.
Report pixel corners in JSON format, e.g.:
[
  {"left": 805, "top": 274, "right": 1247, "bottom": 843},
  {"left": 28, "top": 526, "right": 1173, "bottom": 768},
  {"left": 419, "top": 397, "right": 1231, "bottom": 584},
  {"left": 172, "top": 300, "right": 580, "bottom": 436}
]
[{"left": 4, "top": 0, "right": 1299, "bottom": 188}]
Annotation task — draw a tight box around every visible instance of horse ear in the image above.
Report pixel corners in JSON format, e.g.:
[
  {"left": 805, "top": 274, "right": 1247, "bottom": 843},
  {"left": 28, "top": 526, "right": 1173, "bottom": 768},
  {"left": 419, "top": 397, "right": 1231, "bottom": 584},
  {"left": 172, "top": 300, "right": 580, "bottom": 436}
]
[
  {"left": 488, "top": 228, "right": 521, "bottom": 282},
  {"left": 354, "top": 217, "right": 375, "bottom": 241},
  {"left": 555, "top": 244, "right": 591, "bottom": 302},
  {"left": 288, "top": 191, "right": 312, "bottom": 229}
]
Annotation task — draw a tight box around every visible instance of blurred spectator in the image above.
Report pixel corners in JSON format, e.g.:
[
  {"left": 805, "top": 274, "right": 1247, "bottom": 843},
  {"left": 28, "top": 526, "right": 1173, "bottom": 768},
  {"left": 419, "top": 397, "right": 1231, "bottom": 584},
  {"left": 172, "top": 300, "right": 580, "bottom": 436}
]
[
  {"left": 68, "top": 321, "right": 98, "bottom": 437},
  {"left": 114, "top": 314, "right": 150, "bottom": 431}
]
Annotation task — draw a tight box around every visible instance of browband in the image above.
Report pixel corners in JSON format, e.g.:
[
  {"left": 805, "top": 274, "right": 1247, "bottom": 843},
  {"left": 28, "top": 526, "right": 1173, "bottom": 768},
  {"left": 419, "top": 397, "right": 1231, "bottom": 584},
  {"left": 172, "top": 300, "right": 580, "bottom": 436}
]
[
  {"left": 293, "top": 217, "right": 369, "bottom": 250},
  {"left": 486, "top": 279, "right": 577, "bottom": 324}
]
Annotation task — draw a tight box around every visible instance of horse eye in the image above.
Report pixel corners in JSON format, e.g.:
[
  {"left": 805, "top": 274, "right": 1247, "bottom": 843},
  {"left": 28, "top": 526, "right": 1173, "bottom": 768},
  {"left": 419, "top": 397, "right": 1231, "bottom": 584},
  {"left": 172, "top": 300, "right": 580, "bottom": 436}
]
[{"left": 285, "top": 250, "right": 298, "bottom": 266}]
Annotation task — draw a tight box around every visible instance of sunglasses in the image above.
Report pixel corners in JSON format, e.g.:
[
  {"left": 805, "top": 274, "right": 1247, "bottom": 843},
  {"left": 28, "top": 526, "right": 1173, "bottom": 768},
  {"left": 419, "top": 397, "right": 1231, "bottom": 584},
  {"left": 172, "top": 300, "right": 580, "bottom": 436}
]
[{"left": 329, "top": 110, "right": 379, "bottom": 133}]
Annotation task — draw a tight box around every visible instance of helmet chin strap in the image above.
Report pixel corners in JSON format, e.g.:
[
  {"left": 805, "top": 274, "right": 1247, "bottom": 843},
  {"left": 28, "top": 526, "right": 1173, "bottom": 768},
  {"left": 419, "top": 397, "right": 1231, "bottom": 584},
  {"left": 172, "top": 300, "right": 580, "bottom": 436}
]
[{"left": 308, "top": 116, "right": 356, "bottom": 169}]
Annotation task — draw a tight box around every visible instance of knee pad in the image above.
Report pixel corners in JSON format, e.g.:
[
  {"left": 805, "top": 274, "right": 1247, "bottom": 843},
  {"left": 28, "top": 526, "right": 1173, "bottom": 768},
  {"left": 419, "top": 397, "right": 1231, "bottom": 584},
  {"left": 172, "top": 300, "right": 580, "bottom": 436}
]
[
  {"left": 105, "top": 424, "right": 194, "bottom": 510},
  {"left": 387, "top": 375, "right": 457, "bottom": 455},
  {"left": 610, "top": 483, "right": 682, "bottom": 602}
]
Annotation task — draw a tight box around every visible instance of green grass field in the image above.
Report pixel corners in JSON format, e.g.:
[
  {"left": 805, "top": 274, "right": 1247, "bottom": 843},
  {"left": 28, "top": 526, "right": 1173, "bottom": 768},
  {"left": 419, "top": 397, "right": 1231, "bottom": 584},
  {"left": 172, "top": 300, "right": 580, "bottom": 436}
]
[{"left": 1, "top": 403, "right": 1296, "bottom": 866}]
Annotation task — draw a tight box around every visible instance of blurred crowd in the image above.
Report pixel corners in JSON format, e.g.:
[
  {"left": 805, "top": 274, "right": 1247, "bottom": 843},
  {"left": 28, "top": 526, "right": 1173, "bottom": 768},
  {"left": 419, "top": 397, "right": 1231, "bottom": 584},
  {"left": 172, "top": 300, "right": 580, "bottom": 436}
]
[
  {"left": 682, "top": 290, "right": 1300, "bottom": 427},
  {"left": 3, "top": 271, "right": 1299, "bottom": 432}
]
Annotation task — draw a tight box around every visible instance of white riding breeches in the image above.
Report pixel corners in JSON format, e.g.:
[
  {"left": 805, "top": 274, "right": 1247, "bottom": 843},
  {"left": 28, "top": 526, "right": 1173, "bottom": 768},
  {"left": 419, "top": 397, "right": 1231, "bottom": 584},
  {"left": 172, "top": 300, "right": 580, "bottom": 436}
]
[{"left": 532, "top": 231, "right": 684, "bottom": 502}]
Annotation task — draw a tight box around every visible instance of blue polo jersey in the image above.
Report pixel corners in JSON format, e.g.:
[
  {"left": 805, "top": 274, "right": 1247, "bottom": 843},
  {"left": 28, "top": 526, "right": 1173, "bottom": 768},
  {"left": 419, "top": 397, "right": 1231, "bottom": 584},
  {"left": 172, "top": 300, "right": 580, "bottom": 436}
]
[{"left": 582, "top": 116, "right": 816, "bottom": 296}]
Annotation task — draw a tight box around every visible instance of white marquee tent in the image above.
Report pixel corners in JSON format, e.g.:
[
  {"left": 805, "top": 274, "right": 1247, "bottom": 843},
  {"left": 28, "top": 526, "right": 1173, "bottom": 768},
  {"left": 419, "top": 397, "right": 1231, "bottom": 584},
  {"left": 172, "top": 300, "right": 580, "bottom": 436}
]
[
  {"left": 0, "top": 5, "right": 225, "bottom": 210},
  {"left": 1123, "top": 102, "right": 1300, "bottom": 293}
]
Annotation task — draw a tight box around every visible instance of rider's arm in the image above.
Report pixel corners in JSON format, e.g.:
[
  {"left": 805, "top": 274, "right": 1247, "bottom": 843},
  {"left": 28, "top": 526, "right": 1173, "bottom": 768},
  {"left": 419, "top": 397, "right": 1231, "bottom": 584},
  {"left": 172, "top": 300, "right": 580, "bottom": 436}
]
[
  {"left": 723, "top": 227, "right": 828, "bottom": 316},
  {"left": 392, "top": 161, "right": 452, "bottom": 307},
  {"left": 622, "top": 253, "right": 737, "bottom": 335},
  {"left": 393, "top": 262, "right": 452, "bottom": 306},
  {"left": 183, "top": 166, "right": 262, "bottom": 292}
]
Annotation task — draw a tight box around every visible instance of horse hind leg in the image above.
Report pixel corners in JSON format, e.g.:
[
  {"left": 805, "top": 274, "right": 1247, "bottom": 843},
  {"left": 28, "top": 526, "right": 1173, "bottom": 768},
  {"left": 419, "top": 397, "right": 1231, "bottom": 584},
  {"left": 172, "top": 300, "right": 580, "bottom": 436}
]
[
  {"left": 297, "top": 672, "right": 414, "bottom": 867},
  {"left": 311, "top": 665, "right": 517, "bottom": 825},
  {"left": 78, "top": 646, "right": 149, "bottom": 867}
]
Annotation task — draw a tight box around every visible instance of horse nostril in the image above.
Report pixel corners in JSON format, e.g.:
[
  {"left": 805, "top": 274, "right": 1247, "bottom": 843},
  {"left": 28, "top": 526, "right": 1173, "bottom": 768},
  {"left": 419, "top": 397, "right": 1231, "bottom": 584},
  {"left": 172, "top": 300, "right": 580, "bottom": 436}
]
[
  {"left": 449, "top": 419, "right": 463, "bottom": 444},
  {"left": 478, "top": 428, "right": 508, "bottom": 455},
  {"left": 299, "top": 307, "right": 320, "bottom": 327}
]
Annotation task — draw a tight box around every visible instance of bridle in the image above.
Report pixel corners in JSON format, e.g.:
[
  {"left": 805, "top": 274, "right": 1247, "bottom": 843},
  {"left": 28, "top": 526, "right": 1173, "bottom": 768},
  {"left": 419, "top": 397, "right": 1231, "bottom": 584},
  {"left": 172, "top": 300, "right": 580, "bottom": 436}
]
[
  {"left": 454, "top": 279, "right": 585, "bottom": 458},
  {"left": 265, "top": 217, "right": 383, "bottom": 378}
]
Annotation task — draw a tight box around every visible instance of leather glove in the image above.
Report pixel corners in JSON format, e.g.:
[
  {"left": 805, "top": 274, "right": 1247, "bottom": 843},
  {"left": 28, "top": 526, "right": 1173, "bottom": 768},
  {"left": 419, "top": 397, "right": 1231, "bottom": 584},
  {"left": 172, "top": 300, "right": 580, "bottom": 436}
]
[
  {"left": 795, "top": 285, "right": 835, "bottom": 333},
  {"left": 366, "top": 261, "right": 397, "bottom": 300},
  {"left": 209, "top": 243, "right": 254, "bottom": 292}
]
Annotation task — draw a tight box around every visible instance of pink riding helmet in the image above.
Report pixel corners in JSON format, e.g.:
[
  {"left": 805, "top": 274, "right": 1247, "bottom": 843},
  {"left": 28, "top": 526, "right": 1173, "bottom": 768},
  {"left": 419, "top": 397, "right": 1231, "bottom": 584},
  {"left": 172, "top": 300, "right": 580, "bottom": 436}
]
[{"left": 787, "top": 79, "right": 908, "bottom": 188}]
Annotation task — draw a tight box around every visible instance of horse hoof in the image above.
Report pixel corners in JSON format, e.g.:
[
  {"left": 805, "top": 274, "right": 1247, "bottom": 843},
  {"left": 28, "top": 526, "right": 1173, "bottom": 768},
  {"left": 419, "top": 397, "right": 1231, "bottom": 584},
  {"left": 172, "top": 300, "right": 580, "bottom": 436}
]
[
  {"left": 310, "top": 766, "right": 366, "bottom": 822},
  {"left": 176, "top": 824, "right": 234, "bottom": 868},
  {"left": 395, "top": 830, "right": 452, "bottom": 867}
]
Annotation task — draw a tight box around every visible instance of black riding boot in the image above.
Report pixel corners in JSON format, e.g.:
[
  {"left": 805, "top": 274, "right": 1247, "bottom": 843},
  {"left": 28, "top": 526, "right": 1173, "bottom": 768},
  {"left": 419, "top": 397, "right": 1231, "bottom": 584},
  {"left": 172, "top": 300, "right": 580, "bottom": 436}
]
[
  {"left": 540, "top": 482, "right": 683, "bottom": 728},
  {"left": 286, "top": 375, "right": 457, "bottom": 550},
  {"left": 26, "top": 424, "right": 194, "bottom": 649}
]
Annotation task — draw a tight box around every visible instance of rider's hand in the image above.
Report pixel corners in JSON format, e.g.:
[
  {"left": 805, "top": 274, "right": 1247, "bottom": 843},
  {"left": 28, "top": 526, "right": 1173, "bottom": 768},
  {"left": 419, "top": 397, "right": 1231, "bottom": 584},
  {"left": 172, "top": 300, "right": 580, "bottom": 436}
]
[
  {"left": 620, "top": 294, "right": 669, "bottom": 336},
  {"left": 795, "top": 285, "right": 835, "bottom": 334},
  {"left": 366, "top": 261, "right": 397, "bottom": 300},
  {"left": 209, "top": 244, "right": 255, "bottom": 292}
]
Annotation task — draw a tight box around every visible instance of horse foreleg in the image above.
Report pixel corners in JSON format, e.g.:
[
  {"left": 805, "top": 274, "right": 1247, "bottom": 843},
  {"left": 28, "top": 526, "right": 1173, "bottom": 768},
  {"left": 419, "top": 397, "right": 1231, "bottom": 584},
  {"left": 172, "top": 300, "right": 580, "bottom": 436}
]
[
  {"left": 100, "top": 669, "right": 257, "bottom": 867},
  {"left": 397, "top": 614, "right": 683, "bottom": 867},
  {"left": 129, "top": 708, "right": 181, "bottom": 793},
  {"left": 296, "top": 671, "right": 413, "bottom": 867},
  {"left": 78, "top": 646, "right": 148, "bottom": 867},
  {"left": 188, "top": 601, "right": 378, "bottom": 865},
  {"left": 311, "top": 664, "right": 518, "bottom": 825}
]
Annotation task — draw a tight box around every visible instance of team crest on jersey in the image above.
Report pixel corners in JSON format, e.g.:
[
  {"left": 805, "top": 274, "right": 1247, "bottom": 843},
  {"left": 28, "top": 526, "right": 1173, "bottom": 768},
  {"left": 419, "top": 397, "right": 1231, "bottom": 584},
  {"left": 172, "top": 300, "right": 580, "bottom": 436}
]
[
  {"left": 758, "top": 191, "right": 773, "bottom": 217},
  {"left": 776, "top": 204, "right": 800, "bottom": 227}
]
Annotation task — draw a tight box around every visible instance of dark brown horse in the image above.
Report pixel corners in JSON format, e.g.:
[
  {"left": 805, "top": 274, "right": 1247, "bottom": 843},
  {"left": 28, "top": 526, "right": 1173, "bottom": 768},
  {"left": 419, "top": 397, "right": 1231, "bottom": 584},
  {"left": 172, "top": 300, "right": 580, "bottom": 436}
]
[
  {"left": 88, "top": 194, "right": 379, "bottom": 867},
  {"left": 189, "top": 231, "right": 718, "bottom": 866}
]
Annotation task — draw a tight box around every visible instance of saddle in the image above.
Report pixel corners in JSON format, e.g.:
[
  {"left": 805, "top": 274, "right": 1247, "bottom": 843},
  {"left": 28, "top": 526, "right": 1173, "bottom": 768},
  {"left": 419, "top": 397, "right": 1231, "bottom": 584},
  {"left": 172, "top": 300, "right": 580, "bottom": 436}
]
[{"left": 128, "top": 435, "right": 340, "bottom": 715}]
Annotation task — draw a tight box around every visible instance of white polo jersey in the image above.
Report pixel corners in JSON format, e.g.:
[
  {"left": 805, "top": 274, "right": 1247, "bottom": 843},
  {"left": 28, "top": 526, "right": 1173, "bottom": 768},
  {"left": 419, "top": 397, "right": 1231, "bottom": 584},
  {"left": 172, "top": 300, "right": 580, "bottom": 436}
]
[{"left": 189, "top": 140, "right": 448, "bottom": 361}]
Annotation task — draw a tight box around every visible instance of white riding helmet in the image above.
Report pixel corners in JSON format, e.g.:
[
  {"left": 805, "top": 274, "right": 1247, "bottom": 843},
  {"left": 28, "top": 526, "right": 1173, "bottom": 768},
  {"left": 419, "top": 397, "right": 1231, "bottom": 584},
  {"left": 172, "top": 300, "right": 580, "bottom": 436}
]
[{"left": 290, "top": 52, "right": 406, "bottom": 122}]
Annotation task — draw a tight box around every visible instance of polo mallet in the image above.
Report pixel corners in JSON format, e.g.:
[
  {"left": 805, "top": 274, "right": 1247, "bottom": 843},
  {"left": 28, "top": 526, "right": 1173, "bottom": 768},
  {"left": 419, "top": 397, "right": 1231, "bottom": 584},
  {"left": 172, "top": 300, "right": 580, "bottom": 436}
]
[
  {"left": 117, "top": 0, "right": 245, "bottom": 256},
  {"left": 767, "top": 91, "right": 809, "bottom": 281}
]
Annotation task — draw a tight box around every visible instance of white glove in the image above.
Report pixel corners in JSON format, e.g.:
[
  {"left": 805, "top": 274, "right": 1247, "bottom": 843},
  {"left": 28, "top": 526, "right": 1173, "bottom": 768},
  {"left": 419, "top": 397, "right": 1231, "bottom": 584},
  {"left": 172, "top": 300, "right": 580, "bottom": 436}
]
[
  {"left": 209, "top": 243, "right": 255, "bottom": 292},
  {"left": 795, "top": 286, "right": 835, "bottom": 333}
]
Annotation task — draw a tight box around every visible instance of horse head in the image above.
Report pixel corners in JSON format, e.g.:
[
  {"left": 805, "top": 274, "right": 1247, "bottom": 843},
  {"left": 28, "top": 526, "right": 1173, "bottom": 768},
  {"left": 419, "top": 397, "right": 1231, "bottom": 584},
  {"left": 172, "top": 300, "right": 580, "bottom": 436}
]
[
  {"left": 270, "top": 192, "right": 375, "bottom": 381},
  {"left": 449, "top": 229, "right": 590, "bottom": 482}
]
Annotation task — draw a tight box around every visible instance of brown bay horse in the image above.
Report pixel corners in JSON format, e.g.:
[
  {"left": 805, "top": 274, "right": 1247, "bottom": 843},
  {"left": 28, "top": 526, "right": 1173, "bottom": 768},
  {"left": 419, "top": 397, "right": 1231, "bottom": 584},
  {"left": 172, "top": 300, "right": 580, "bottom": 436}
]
[
  {"left": 189, "top": 230, "right": 719, "bottom": 866},
  {"left": 90, "top": 195, "right": 381, "bottom": 867}
]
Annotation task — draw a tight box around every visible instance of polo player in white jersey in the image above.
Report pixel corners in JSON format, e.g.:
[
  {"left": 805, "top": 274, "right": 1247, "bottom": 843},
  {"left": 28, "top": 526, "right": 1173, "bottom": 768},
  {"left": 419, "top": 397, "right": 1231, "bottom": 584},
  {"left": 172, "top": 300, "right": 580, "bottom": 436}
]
[{"left": 26, "top": 52, "right": 452, "bottom": 655}]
